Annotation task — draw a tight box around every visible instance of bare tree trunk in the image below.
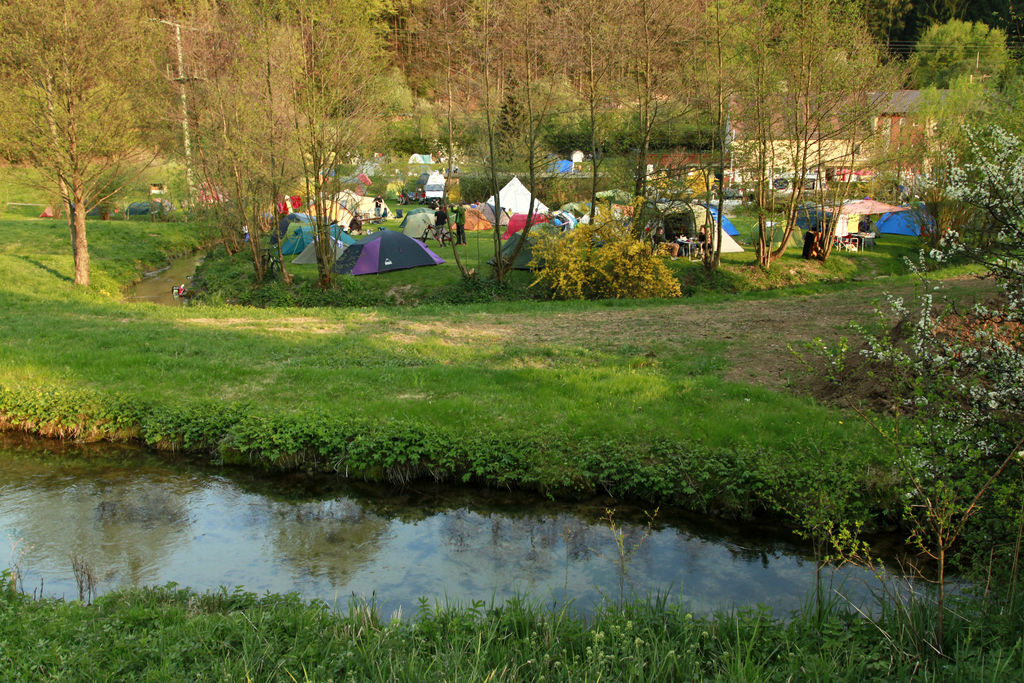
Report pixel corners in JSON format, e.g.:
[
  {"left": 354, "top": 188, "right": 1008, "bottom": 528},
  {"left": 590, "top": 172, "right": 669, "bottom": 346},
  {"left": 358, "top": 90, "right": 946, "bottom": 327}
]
[
  {"left": 480, "top": 0, "right": 506, "bottom": 282},
  {"left": 42, "top": 72, "right": 76, "bottom": 260},
  {"left": 70, "top": 178, "right": 90, "bottom": 287},
  {"left": 441, "top": 7, "right": 468, "bottom": 277},
  {"left": 708, "top": 1, "right": 727, "bottom": 270},
  {"left": 502, "top": 14, "right": 540, "bottom": 272},
  {"left": 265, "top": 42, "right": 289, "bottom": 283}
]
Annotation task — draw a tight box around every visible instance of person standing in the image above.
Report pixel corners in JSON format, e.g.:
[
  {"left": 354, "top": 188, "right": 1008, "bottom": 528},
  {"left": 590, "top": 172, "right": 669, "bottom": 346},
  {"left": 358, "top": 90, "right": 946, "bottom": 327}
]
[
  {"left": 434, "top": 203, "right": 448, "bottom": 226},
  {"left": 451, "top": 203, "right": 466, "bottom": 245},
  {"left": 432, "top": 202, "right": 448, "bottom": 245},
  {"left": 374, "top": 195, "right": 383, "bottom": 218}
]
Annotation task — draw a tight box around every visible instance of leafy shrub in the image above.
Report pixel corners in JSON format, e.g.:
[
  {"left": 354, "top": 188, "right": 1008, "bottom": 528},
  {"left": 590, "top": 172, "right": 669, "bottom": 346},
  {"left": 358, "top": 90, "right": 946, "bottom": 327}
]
[
  {"left": 421, "top": 276, "right": 539, "bottom": 305},
  {"left": 1, "top": 381, "right": 887, "bottom": 524},
  {"left": 531, "top": 218, "right": 681, "bottom": 300}
]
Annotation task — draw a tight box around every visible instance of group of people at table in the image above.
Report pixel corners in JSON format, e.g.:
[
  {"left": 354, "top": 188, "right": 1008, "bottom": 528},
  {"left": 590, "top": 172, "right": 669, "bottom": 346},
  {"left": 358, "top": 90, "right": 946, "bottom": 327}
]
[{"left": 663, "top": 221, "right": 708, "bottom": 260}]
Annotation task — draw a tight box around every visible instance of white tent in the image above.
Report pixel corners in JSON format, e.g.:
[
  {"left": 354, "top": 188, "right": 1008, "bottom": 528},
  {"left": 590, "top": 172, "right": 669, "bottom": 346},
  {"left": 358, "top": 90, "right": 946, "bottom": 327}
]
[
  {"left": 692, "top": 205, "right": 743, "bottom": 252},
  {"left": 334, "top": 190, "right": 379, "bottom": 217},
  {"left": 485, "top": 176, "right": 549, "bottom": 216},
  {"left": 408, "top": 153, "right": 433, "bottom": 164},
  {"left": 292, "top": 237, "right": 346, "bottom": 265},
  {"left": 714, "top": 230, "right": 744, "bottom": 253}
]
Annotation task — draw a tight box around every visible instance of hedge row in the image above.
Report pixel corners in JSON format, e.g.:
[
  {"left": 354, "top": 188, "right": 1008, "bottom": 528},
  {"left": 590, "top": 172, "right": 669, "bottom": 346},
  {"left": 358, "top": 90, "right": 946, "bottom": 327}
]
[{"left": 0, "top": 384, "right": 890, "bottom": 525}]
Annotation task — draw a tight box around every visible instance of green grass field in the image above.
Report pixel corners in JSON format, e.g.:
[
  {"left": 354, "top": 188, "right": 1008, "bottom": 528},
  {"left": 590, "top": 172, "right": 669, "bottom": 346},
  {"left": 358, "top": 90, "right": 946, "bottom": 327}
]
[{"left": 0, "top": 212, "right": 891, "bottom": 449}]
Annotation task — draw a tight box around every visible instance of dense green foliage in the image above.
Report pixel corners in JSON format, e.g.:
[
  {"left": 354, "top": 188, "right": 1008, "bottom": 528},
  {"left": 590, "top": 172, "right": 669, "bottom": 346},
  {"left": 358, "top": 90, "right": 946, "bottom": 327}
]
[
  {"left": 0, "top": 383, "right": 897, "bottom": 523},
  {"left": 912, "top": 19, "right": 1010, "bottom": 88}
]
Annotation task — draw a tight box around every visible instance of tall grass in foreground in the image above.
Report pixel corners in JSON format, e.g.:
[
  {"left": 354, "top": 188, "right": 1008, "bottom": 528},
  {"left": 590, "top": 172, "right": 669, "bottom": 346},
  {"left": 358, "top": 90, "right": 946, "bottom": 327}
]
[{"left": 2, "top": 574, "right": 1021, "bottom": 681}]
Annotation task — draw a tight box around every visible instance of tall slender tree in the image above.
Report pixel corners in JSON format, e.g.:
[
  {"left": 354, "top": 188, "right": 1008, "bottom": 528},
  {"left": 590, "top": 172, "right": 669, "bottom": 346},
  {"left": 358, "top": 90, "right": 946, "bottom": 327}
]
[
  {"left": 0, "top": 0, "right": 160, "bottom": 286},
  {"left": 286, "top": 0, "right": 389, "bottom": 288},
  {"left": 563, "top": 0, "right": 623, "bottom": 220},
  {"left": 730, "top": 0, "right": 899, "bottom": 267}
]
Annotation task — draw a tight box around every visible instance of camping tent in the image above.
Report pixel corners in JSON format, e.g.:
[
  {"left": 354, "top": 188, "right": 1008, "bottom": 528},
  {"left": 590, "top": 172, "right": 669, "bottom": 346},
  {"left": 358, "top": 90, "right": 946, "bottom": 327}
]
[
  {"left": 463, "top": 206, "right": 492, "bottom": 231},
  {"left": 877, "top": 208, "right": 932, "bottom": 236},
  {"left": 595, "top": 189, "right": 632, "bottom": 204},
  {"left": 127, "top": 201, "right": 158, "bottom": 217},
  {"left": 479, "top": 203, "right": 511, "bottom": 226},
  {"left": 279, "top": 224, "right": 314, "bottom": 255},
  {"left": 489, "top": 225, "right": 560, "bottom": 270},
  {"left": 550, "top": 211, "right": 576, "bottom": 230},
  {"left": 292, "top": 234, "right": 355, "bottom": 265},
  {"left": 485, "top": 177, "right": 549, "bottom": 215},
  {"left": 311, "top": 200, "right": 354, "bottom": 227},
  {"left": 408, "top": 153, "right": 433, "bottom": 164},
  {"left": 399, "top": 206, "right": 431, "bottom": 227},
  {"left": 490, "top": 231, "right": 541, "bottom": 270},
  {"left": 695, "top": 204, "right": 739, "bottom": 237},
  {"left": 547, "top": 159, "right": 574, "bottom": 175},
  {"left": 273, "top": 213, "right": 316, "bottom": 255},
  {"left": 560, "top": 201, "right": 591, "bottom": 217},
  {"left": 333, "top": 230, "right": 444, "bottom": 275},
  {"left": 335, "top": 190, "right": 379, "bottom": 217},
  {"left": 502, "top": 212, "right": 549, "bottom": 240},
  {"left": 401, "top": 211, "right": 435, "bottom": 239},
  {"left": 712, "top": 229, "right": 744, "bottom": 253},
  {"left": 837, "top": 199, "right": 909, "bottom": 237}
]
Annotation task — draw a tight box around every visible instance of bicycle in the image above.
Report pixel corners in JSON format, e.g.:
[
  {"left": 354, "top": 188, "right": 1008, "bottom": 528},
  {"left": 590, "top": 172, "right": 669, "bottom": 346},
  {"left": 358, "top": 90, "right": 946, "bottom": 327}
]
[
  {"left": 261, "top": 247, "right": 282, "bottom": 277},
  {"left": 420, "top": 222, "right": 453, "bottom": 247}
]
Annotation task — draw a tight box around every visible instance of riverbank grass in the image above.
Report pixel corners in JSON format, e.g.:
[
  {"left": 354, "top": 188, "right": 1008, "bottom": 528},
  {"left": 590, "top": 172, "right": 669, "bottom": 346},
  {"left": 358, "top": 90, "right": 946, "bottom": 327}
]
[{"left": 3, "top": 578, "right": 1021, "bottom": 681}]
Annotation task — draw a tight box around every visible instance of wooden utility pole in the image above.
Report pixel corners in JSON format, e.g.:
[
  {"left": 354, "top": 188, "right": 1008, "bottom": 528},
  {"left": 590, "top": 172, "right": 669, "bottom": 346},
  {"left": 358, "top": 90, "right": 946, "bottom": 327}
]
[{"left": 159, "top": 19, "right": 197, "bottom": 203}]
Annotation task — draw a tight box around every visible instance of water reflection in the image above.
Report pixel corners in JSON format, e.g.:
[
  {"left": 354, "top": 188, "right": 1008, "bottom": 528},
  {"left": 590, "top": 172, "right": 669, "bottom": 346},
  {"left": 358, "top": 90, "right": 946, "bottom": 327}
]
[{"left": 0, "top": 434, "right": 886, "bottom": 616}]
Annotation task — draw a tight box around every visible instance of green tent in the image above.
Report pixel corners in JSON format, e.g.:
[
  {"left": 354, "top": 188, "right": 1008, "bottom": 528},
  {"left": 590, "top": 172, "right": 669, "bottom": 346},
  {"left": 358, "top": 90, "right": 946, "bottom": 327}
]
[
  {"left": 401, "top": 212, "right": 435, "bottom": 239},
  {"left": 399, "top": 207, "right": 431, "bottom": 229},
  {"left": 488, "top": 225, "right": 556, "bottom": 270},
  {"left": 560, "top": 201, "right": 592, "bottom": 217}
]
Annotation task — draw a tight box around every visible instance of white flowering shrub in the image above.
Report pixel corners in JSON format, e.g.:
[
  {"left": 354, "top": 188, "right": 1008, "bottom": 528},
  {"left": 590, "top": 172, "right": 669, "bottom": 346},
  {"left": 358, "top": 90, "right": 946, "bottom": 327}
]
[
  {"left": 840, "top": 127, "right": 1024, "bottom": 601},
  {"left": 945, "top": 126, "right": 1024, "bottom": 318}
]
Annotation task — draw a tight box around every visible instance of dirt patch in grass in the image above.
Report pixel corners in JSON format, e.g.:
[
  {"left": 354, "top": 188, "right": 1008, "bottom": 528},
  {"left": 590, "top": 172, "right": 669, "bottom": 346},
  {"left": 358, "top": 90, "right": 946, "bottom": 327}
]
[
  {"left": 177, "top": 276, "right": 995, "bottom": 404},
  {"left": 464, "top": 276, "right": 996, "bottom": 399}
]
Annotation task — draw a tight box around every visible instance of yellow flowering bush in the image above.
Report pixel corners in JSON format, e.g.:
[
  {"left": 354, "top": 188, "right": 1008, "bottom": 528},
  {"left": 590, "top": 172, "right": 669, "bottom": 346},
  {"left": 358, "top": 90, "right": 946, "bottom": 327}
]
[{"left": 530, "top": 217, "right": 681, "bottom": 300}]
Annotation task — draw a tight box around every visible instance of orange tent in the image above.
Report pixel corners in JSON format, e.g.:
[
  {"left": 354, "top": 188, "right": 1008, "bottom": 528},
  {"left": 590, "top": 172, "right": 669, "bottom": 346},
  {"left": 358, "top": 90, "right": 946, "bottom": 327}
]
[{"left": 464, "top": 207, "right": 492, "bottom": 231}]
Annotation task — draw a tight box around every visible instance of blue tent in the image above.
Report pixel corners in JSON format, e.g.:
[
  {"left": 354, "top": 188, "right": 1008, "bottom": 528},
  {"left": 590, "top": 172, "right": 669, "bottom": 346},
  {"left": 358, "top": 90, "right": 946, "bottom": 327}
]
[
  {"left": 547, "top": 159, "right": 574, "bottom": 175},
  {"left": 705, "top": 206, "right": 739, "bottom": 237},
  {"left": 795, "top": 205, "right": 827, "bottom": 231},
  {"left": 877, "top": 208, "right": 932, "bottom": 236},
  {"left": 335, "top": 229, "right": 358, "bottom": 246}
]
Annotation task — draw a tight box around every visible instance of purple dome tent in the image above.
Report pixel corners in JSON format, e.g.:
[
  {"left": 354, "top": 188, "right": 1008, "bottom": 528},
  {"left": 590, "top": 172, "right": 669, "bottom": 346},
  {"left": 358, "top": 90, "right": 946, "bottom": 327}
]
[{"left": 333, "top": 229, "right": 444, "bottom": 275}]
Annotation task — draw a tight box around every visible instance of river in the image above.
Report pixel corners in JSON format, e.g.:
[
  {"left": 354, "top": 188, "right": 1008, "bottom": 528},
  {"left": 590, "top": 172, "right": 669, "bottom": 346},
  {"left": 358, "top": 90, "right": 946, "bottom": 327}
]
[
  {"left": 0, "top": 433, "right": 890, "bottom": 618},
  {"left": 123, "top": 253, "right": 205, "bottom": 306}
]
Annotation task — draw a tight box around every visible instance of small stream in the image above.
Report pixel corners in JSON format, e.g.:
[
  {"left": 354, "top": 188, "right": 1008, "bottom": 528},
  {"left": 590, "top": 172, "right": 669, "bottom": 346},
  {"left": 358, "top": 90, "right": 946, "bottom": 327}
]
[
  {"left": 0, "top": 433, "right": 895, "bottom": 617},
  {"left": 124, "top": 253, "right": 205, "bottom": 306}
]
